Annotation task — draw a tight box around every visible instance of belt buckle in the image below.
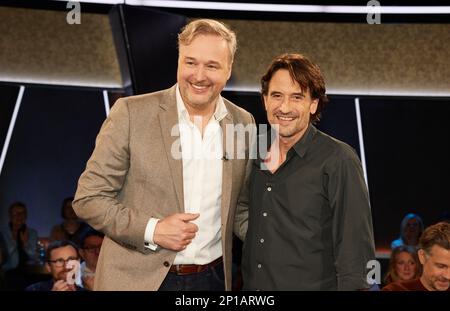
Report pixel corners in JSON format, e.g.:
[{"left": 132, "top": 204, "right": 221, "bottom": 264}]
[
  {"left": 175, "top": 264, "right": 182, "bottom": 274},
  {"left": 196, "top": 264, "right": 204, "bottom": 273}
]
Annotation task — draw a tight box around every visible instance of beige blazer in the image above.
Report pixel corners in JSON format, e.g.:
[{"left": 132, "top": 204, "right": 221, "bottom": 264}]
[{"left": 73, "top": 85, "right": 254, "bottom": 291}]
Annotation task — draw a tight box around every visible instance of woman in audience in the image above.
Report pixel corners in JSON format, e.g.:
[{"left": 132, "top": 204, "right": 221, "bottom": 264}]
[
  {"left": 384, "top": 245, "right": 421, "bottom": 286},
  {"left": 391, "top": 213, "right": 424, "bottom": 250},
  {"left": 50, "top": 197, "right": 87, "bottom": 246}
]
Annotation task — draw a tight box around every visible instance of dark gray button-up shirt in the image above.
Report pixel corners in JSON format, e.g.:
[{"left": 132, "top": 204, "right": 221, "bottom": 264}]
[{"left": 242, "top": 125, "right": 375, "bottom": 291}]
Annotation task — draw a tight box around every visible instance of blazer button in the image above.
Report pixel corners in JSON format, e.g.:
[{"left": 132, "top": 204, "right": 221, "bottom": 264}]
[{"left": 163, "top": 261, "right": 170, "bottom": 267}]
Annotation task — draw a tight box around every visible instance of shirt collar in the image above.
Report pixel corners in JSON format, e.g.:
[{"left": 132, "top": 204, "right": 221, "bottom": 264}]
[
  {"left": 291, "top": 124, "right": 317, "bottom": 158},
  {"left": 175, "top": 84, "right": 228, "bottom": 124},
  {"left": 255, "top": 124, "right": 317, "bottom": 168}
]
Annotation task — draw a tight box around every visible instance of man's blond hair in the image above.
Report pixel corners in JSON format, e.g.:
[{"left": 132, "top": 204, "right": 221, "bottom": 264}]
[{"left": 178, "top": 19, "right": 237, "bottom": 63}]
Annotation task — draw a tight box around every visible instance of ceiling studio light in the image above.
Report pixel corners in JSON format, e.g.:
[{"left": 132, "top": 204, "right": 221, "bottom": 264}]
[
  {"left": 52, "top": 1, "right": 450, "bottom": 14},
  {"left": 53, "top": 0, "right": 124, "bottom": 4},
  {"left": 125, "top": 1, "right": 450, "bottom": 14}
]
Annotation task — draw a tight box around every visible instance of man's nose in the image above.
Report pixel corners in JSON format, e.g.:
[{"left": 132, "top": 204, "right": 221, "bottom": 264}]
[
  {"left": 193, "top": 66, "right": 206, "bottom": 81},
  {"left": 444, "top": 269, "right": 450, "bottom": 280},
  {"left": 277, "top": 97, "right": 291, "bottom": 112}
]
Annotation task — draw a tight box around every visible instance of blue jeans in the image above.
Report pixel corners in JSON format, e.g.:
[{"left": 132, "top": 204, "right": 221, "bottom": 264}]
[{"left": 158, "top": 263, "right": 225, "bottom": 291}]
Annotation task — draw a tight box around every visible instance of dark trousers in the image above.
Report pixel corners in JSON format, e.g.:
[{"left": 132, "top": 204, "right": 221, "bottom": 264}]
[{"left": 158, "top": 263, "right": 225, "bottom": 291}]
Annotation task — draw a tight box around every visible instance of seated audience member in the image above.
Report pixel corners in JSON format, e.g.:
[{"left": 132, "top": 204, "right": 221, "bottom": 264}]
[
  {"left": 383, "top": 222, "right": 450, "bottom": 291},
  {"left": 384, "top": 245, "right": 421, "bottom": 286},
  {"left": 391, "top": 213, "right": 424, "bottom": 250},
  {"left": 1, "top": 202, "right": 38, "bottom": 271},
  {"left": 50, "top": 197, "right": 88, "bottom": 246},
  {"left": 79, "top": 228, "right": 104, "bottom": 290},
  {"left": 26, "top": 240, "right": 84, "bottom": 291},
  {"left": 1, "top": 202, "right": 38, "bottom": 290}
]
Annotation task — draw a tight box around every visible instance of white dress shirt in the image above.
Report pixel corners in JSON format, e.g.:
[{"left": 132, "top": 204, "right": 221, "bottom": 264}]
[{"left": 144, "top": 85, "right": 227, "bottom": 264}]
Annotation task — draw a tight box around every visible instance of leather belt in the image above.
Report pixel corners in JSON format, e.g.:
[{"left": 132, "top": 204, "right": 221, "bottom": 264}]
[{"left": 169, "top": 257, "right": 223, "bottom": 275}]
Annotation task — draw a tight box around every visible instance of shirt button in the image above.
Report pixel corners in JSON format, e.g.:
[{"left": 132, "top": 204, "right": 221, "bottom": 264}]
[
  {"left": 260, "top": 238, "right": 264, "bottom": 243},
  {"left": 267, "top": 187, "right": 272, "bottom": 191},
  {"left": 163, "top": 261, "right": 170, "bottom": 267},
  {"left": 257, "top": 264, "right": 262, "bottom": 269},
  {"left": 263, "top": 212, "right": 267, "bottom": 217}
]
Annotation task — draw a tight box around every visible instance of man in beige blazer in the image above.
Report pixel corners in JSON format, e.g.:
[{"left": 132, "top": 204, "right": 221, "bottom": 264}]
[{"left": 73, "top": 19, "right": 255, "bottom": 291}]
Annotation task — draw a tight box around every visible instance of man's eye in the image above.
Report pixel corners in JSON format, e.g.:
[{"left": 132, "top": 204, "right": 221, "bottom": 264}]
[{"left": 207, "top": 65, "right": 217, "bottom": 69}]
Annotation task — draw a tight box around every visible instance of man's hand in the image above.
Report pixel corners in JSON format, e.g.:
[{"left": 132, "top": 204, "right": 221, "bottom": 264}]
[
  {"left": 153, "top": 213, "right": 199, "bottom": 251},
  {"left": 82, "top": 275, "right": 95, "bottom": 291},
  {"left": 51, "top": 280, "right": 76, "bottom": 291}
]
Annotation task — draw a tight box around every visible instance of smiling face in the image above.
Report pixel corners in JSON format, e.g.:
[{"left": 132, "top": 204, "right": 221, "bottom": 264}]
[
  {"left": 263, "top": 69, "right": 318, "bottom": 142},
  {"left": 177, "top": 34, "right": 232, "bottom": 113},
  {"left": 46, "top": 245, "right": 79, "bottom": 282},
  {"left": 419, "top": 245, "right": 450, "bottom": 291}
]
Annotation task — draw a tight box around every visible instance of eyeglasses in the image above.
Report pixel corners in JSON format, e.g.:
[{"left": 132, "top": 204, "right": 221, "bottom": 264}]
[{"left": 48, "top": 256, "right": 79, "bottom": 267}]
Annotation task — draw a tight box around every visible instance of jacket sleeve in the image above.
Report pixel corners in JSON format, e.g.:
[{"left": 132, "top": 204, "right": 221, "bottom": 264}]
[
  {"left": 73, "top": 98, "right": 151, "bottom": 254},
  {"left": 233, "top": 158, "right": 251, "bottom": 241},
  {"left": 233, "top": 114, "right": 256, "bottom": 241},
  {"left": 328, "top": 152, "right": 376, "bottom": 290}
]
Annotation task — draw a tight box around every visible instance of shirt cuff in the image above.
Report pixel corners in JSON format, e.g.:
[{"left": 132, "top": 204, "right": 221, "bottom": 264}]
[{"left": 144, "top": 218, "right": 160, "bottom": 251}]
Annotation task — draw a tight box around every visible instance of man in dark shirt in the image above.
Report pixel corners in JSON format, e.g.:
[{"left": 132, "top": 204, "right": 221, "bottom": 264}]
[
  {"left": 383, "top": 222, "right": 450, "bottom": 291},
  {"left": 234, "top": 53, "right": 375, "bottom": 290},
  {"left": 26, "top": 240, "right": 84, "bottom": 291}
]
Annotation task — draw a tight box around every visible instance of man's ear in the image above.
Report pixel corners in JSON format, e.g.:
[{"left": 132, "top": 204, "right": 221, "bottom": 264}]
[
  {"left": 418, "top": 249, "right": 426, "bottom": 265},
  {"left": 226, "top": 62, "right": 233, "bottom": 80},
  {"left": 310, "top": 99, "right": 319, "bottom": 114},
  {"left": 263, "top": 95, "right": 268, "bottom": 111},
  {"left": 45, "top": 262, "right": 51, "bottom": 273}
]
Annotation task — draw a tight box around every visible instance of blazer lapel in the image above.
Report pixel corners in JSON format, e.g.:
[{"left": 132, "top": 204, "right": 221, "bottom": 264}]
[
  {"left": 220, "top": 113, "right": 234, "bottom": 230},
  {"left": 158, "top": 86, "right": 184, "bottom": 213}
]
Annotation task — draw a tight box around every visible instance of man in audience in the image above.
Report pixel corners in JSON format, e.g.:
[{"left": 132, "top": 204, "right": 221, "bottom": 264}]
[
  {"left": 383, "top": 222, "right": 450, "bottom": 291},
  {"left": 26, "top": 240, "right": 84, "bottom": 291},
  {"left": 79, "top": 228, "right": 104, "bottom": 290}
]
